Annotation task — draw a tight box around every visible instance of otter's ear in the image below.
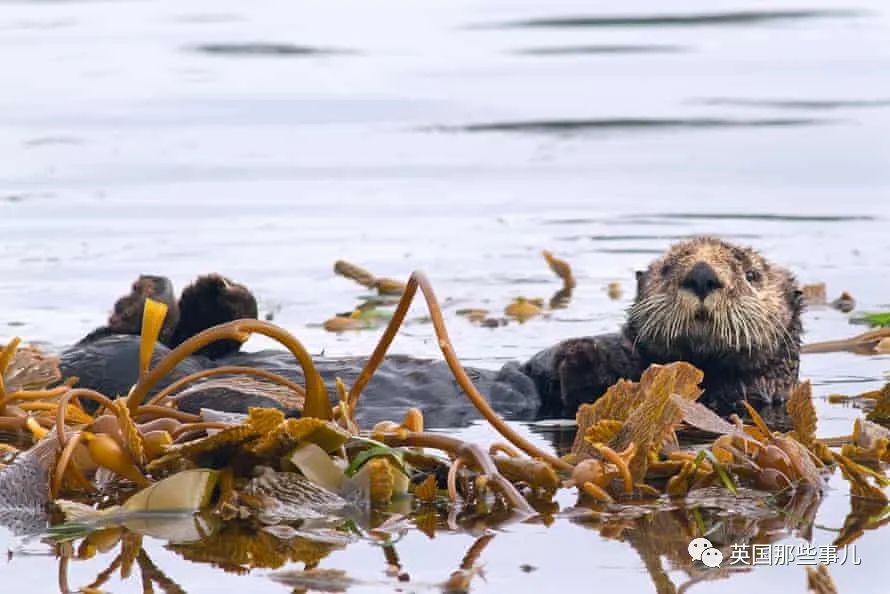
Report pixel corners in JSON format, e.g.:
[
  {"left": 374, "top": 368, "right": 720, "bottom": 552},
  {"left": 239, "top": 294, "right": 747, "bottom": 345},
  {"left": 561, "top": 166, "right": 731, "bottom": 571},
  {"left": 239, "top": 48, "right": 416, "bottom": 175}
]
[{"left": 635, "top": 270, "right": 648, "bottom": 300}]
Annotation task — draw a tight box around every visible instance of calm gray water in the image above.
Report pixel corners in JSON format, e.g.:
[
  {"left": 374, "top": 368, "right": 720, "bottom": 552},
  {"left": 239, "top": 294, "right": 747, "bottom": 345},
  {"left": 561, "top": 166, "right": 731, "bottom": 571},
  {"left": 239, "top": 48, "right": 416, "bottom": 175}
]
[{"left": 1, "top": 0, "right": 889, "bottom": 592}]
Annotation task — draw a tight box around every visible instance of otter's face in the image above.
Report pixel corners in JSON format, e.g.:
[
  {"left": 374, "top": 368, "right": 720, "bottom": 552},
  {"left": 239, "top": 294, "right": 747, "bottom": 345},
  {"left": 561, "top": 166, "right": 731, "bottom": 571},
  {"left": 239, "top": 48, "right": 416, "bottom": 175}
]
[{"left": 628, "top": 237, "right": 800, "bottom": 359}]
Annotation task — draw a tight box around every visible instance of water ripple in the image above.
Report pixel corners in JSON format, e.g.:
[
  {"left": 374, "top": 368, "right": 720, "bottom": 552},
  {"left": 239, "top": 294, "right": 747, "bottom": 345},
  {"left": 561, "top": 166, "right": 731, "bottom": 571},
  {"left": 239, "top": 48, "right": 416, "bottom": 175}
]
[
  {"left": 437, "top": 117, "right": 829, "bottom": 134},
  {"left": 695, "top": 98, "right": 890, "bottom": 110},
  {"left": 190, "top": 43, "right": 355, "bottom": 57},
  {"left": 473, "top": 9, "right": 865, "bottom": 29},
  {"left": 514, "top": 44, "right": 687, "bottom": 56},
  {"left": 636, "top": 213, "right": 876, "bottom": 222}
]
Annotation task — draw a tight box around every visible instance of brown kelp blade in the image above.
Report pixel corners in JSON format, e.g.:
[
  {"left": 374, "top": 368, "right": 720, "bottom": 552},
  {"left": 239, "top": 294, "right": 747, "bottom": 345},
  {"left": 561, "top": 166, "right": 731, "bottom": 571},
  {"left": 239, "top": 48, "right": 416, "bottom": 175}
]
[
  {"left": 3, "top": 347, "right": 62, "bottom": 393},
  {"left": 573, "top": 362, "right": 703, "bottom": 465},
  {"left": 670, "top": 394, "right": 738, "bottom": 436},
  {"left": 334, "top": 260, "right": 377, "bottom": 289},
  {"left": 835, "top": 453, "right": 889, "bottom": 502},
  {"left": 606, "top": 364, "right": 703, "bottom": 483},
  {"left": 741, "top": 401, "right": 774, "bottom": 441},
  {"left": 542, "top": 249, "right": 575, "bottom": 289},
  {"left": 786, "top": 382, "right": 818, "bottom": 447},
  {"left": 866, "top": 383, "right": 890, "bottom": 423},
  {"left": 806, "top": 564, "right": 839, "bottom": 594}
]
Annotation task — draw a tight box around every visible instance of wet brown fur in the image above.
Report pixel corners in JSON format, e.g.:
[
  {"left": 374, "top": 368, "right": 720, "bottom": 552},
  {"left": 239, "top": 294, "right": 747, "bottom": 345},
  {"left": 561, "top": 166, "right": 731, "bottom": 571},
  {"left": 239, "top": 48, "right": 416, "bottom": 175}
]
[
  {"left": 168, "top": 274, "right": 258, "bottom": 359},
  {"left": 533, "top": 237, "right": 803, "bottom": 415},
  {"left": 628, "top": 237, "right": 800, "bottom": 364},
  {"left": 79, "top": 274, "right": 257, "bottom": 360},
  {"left": 77, "top": 275, "right": 180, "bottom": 345}
]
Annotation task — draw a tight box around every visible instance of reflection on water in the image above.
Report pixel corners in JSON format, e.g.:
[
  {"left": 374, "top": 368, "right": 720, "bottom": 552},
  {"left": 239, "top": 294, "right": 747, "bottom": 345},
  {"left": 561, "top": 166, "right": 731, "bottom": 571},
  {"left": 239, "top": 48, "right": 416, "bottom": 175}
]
[
  {"left": 2, "top": 0, "right": 890, "bottom": 591},
  {"left": 21, "top": 482, "right": 881, "bottom": 594}
]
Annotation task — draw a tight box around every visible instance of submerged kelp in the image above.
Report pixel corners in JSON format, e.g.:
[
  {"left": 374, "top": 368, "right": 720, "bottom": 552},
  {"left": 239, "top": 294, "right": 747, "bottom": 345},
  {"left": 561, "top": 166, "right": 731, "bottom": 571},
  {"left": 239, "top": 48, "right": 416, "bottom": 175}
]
[{"left": 0, "top": 271, "right": 888, "bottom": 593}]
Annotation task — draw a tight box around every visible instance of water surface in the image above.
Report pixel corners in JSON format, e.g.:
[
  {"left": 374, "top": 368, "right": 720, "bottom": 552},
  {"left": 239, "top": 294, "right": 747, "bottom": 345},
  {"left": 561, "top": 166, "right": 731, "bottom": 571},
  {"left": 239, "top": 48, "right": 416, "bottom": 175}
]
[{"left": 1, "top": 0, "right": 889, "bottom": 592}]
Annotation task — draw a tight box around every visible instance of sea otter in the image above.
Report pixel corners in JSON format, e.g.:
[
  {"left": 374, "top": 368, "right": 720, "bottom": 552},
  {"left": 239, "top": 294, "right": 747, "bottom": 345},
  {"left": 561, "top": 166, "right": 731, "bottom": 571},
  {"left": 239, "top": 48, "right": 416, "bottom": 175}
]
[
  {"left": 58, "top": 237, "right": 802, "bottom": 426},
  {"left": 524, "top": 237, "right": 802, "bottom": 416}
]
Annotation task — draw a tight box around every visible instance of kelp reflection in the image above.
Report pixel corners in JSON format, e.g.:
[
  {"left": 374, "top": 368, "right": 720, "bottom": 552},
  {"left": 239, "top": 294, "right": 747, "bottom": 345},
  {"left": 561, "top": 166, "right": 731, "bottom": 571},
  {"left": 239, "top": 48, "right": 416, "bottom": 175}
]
[
  {"left": 49, "top": 510, "right": 500, "bottom": 593},
  {"left": 44, "top": 483, "right": 879, "bottom": 594},
  {"left": 571, "top": 487, "right": 821, "bottom": 593}
]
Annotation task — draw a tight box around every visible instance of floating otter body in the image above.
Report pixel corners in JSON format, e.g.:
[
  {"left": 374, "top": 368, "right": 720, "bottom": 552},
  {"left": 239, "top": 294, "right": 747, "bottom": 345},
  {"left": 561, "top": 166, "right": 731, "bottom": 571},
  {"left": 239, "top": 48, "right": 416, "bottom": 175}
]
[{"left": 59, "top": 237, "right": 802, "bottom": 426}]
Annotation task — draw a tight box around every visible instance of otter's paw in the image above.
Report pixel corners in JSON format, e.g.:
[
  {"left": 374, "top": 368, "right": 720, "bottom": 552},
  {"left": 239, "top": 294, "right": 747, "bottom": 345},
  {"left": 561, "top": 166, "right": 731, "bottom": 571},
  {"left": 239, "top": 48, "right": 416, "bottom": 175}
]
[{"left": 553, "top": 338, "right": 612, "bottom": 415}]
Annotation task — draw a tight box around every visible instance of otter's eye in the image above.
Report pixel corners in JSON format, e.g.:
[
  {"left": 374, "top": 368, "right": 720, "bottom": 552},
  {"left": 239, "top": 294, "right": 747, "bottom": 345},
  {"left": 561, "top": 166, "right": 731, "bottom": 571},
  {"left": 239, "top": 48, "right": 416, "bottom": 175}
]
[{"left": 745, "top": 270, "right": 762, "bottom": 284}]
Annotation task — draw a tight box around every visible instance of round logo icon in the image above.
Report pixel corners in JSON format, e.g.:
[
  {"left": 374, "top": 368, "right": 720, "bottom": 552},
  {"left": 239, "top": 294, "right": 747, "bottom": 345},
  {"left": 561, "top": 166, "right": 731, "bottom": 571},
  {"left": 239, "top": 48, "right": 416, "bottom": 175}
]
[
  {"left": 688, "top": 537, "right": 712, "bottom": 561},
  {"left": 701, "top": 547, "right": 724, "bottom": 568}
]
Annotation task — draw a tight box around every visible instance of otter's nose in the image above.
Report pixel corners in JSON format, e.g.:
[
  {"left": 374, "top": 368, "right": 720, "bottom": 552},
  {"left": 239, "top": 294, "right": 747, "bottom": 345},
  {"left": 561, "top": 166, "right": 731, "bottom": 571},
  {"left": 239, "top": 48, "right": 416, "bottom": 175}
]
[{"left": 681, "top": 262, "right": 723, "bottom": 300}]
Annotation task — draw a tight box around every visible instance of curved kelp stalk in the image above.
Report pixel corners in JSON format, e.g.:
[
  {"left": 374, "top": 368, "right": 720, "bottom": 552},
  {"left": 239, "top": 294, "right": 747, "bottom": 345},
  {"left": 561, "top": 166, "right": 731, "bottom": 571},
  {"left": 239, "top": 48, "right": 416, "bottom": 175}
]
[
  {"left": 347, "top": 271, "right": 573, "bottom": 472},
  {"left": 55, "top": 389, "right": 117, "bottom": 449},
  {"left": 0, "top": 383, "right": 74, "bottom": 410},
  {"left": 146, "top": 365, "right": 306, "bottom": 407},
  {"left": 126, "top": 320, "right": 330, "bottom": 420},
  {"left": 0, "top": 338, "right": 23, "bottom": 399},
  {"left": 0, "top": 338, "right": 72, "bottom": 440},
  {"left": 131, "top": 406, "right": 201, "bottom": 423},
  {"left": 380, "top": 431, "right": 535, "bottom": 515},
  {"left": 0, "top": 338, "right": 26, "bottom": 418}
]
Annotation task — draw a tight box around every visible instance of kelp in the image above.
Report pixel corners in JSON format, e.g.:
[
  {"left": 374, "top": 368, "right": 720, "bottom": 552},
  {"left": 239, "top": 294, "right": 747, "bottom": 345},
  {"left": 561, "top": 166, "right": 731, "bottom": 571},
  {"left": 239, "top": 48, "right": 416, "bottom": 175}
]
[
  {"left": 504, "top": 297, "right": 543, "bottom": 321},
  {"left": 333, "top": 259, "right": 405, "bottom": 295},
  {"left": 802, "top": 327, "right": 890, "bottom": 355},
  {"left": 542, "top": 249, "right": 575, "bottom": 290},
  {"left": 326, "top": 260, "right": 405, "bottom": 331},
  {"left": 1, "top": 277, "right": 882, "bottom": 519},
  {"left": 787, "top": 381, "right": 818, "bottom": 447},
  {"left": 56, "top": 534, "right": 191, "bottom": 594},
  {"left": 571, "top": 362, "right": 703, "bottom": 461},
  {"left": 54, "top": 469, "right": 220, "bottom": 526},
  {"left": 801, "top": 282, "right": 827, "bottom": 306},
  {"left": 867, "top": 382, "right": 890, "bottom": 423},
  {"left": 565, "top": 362, "right": 840, "bottom": 503},
  {"left": 807, "top": 564, "right": 839, "bottom": 594},
  {"left": 330, "top": 251, "right": 575, "bottom": 330},
  {"left": 831, "top": 291, "right": 856, "bottom": 313},
  {"left": 2, "top": 276, "right": 548, "bottom": 522},
  {"left": 4, "top": 271, "right": 890, "bottom": 594},
  {"left": 857, "top": 311, "right": 890, "bottom": 328}
]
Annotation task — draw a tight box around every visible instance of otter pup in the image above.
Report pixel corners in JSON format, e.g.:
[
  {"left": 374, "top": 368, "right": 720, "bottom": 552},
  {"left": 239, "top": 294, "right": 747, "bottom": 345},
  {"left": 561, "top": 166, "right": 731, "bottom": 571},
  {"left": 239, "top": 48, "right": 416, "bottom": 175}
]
[
  {"left": 77, "top": 275, "right": 181, "bottom": 345},
  {"left": 523, "top": 236, "right": 802, "bottom": 415},
  {"left": 63, "top": 274, "right": 260, "bottom": 405},
  {"left": 61, "top": 237, "right": 802, "bottom": 424}
]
